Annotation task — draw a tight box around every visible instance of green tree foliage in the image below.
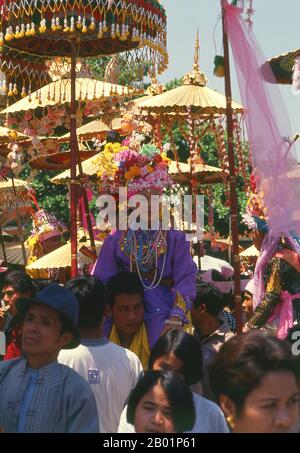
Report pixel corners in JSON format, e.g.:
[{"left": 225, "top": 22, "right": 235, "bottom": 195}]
[{"left": 20, "top": 164, "right": 69, "bottom": 226}]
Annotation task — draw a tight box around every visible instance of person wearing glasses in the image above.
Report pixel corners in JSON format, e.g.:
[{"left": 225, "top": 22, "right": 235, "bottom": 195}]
[{"left": 0, "top": 270, "right": 35, "bottom": 360}]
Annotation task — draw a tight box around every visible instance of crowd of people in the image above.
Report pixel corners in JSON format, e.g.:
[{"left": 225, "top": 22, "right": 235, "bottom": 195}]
[{"left": 0, "top": 264, "right": 300, "bottom": 433}]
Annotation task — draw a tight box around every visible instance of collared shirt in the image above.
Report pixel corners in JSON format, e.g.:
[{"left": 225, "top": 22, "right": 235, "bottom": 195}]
[
  {"left": 0, "top": 357, "right": 99, "bottom": 433},
  {"left": 195, "top": 314, "right": 235, "bottom": 401}
]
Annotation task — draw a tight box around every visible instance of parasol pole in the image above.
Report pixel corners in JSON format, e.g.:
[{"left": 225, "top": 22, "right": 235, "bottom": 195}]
[
  {"left": 222, "top": 4, "right": 243, "bottom": 334},
  {"left": 70, "top": 40, "right": 79, "bottom": 277},
  {"left": 0, "top": 223, "right": 8, "bottom": 264},
  {"left": 76, "top": 145, "right": 96, "bottom": 255},
  {"left": 11, "top": 174, "right": 27, "bottom": 265}
]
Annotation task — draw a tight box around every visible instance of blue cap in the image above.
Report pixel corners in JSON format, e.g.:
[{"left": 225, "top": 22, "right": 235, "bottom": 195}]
[{"left": 16, "top": 283, "right": 80, "bottom": 349}]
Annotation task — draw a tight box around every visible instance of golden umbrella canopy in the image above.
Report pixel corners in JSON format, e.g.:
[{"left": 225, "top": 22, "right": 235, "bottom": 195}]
[
  {"left": 0, "top": 242, "right": 30, "bottom": 265},
  {"left": 265, "top": 49, "right": 300, "bottom": 85},
  {"left": 239, "top": 244, "right": 259, "bottom": 258},
  {"left": 1, "top": 78, "right": 134, "bottom": 114},
  {"left": 26, "top": 240, "right": 102, "bottom": 271},
  {"left": 60, "top": 117, "right": 124, "bottom": 142},
  {"left": 168, "top": 159, "right": 223, "bottom": 184},
  {"left": 1, "top": 0, "right": 168, "bottom": 278},
  {"left": 0, "top": 126, "right": 27, "bottom": 143},
  {"left": 137, "top": 34, "right": 243, "bottom": 115},
  {"left": 0, "top": 178, "right": 32, "bottom": 224},
  {"left": 51, "top": 152, "right": 102, "bottom": 184},
  {"left": 214, "top": 236, "right": 244, "bottom": 253}
]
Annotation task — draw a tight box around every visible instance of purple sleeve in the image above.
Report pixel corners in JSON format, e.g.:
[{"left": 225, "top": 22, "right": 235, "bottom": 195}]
[
  {"left": 168, "top": 231, "right": 197, "bottom": 322},
  {"left": 91, "top": 233, "right": 120, "bottom": 284}
]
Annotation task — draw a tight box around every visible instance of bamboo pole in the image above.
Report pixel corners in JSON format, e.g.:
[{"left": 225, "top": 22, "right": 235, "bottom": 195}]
[
  {"left": 11, "top": 175, "right": 27, "bottom": 266},
  {"left": 70, "top": 42, "right": 78, "bottom": 278},
  {"left": 222, "top": 6, "right": 243, "bottom": 334}
]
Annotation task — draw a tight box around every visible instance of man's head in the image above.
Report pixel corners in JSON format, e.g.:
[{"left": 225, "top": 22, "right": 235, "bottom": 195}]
[
  {"left": 17, "top": 283, "right": 80, "bottom": 360},
  {"left": 106, "top": 271, "right": 144, "bottom": 340},
  {"left": 192, "top": 281, "right": 226, "bottom": 330},
  {"left": 2, "top": 270, "right": 35, "bottom": 316},
  {"left": 66, "top": 275, "right": 106, "bottom": 332},
  {"left": 242, "top": 280, "right": 254, "bottom": 320}
]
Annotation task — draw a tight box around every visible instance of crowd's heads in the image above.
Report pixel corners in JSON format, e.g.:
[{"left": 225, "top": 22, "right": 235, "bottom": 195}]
[
  {"left": 106, "top": 271, "right": 145, "bottom": 339},
  {"left": 209, "top": 331, "right": 300, "bottom": 433},
  {"left": 16, "top": 282, "right": 80, "bottom": 349},
  {"left": 193, "top": 281, "right": 226, "bottom": 317},
  {"left": 2, "top": 270, "right": 35, "bottom": 315},
  {"left": 127, "top": 370, "right": 196, "bottom": 433},
  {"left": 106, "top": 271, "right": 144, "bottom": 308},
  {"left": 66, "top": 275, "right": 106, "bottom": 330},
  {"left": 149, "top": 329, "right": 203, "bottom": 386}
]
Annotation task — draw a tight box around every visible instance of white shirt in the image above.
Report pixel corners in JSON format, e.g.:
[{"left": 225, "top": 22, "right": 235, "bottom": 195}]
[
  {"left": 58, "top": 338, "right": 142, "bottom": 433},
  {"left": 118, "top": 392, "right": 229, "bottom": 433}
]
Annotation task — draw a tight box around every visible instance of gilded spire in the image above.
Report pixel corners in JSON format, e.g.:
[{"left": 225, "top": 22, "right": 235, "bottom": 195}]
[
  {"left": 193, "top": 29, "right": 200, "bottom": 71},
  {"left": 183, "top": 30, "right": 207, "bottom": 87}
]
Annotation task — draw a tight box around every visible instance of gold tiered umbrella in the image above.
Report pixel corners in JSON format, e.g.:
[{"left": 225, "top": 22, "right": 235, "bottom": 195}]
[
  {"left": 60, "top": 117, "right": 124, "bottom": 142},
  {"left": 26, "top": 240, "right": 102, "bottom": 280},
  {"left": 138, "top": 35, "right": 242, "bottom": 115},
  {"left": 1, "top": 78, "right": 134, "bottom": 113},
  {"left": 168, "top": 159, "right": 223, "bottom": 185},
  {"left": 1, "top": 0, "right": 168, "bottom": 277},
  {"left": 0, "top": 242, "right": 30, "bottom": 265},
  {"left": 0, "top": 126, "right": 27, "bottom": 143},
  {"left": 51, "top": 152, "right": 103, "bottom": 184}
]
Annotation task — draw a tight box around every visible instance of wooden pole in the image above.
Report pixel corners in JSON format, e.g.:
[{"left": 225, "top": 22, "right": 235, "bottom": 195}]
[
  {"left": 11, "top": 175, "right": 27, "bottom": 266},
  {"left": 222, "top": 6, "right": 243, "bottom": 334},
  {"left": 70, "top": 42, "right": 78, "bottom": 278},
  {"left": 76, "top": 145, "right": 96, "bottom": 254},
  {"left": 0, "top": 223, "right": 8, "bottom": 264}
]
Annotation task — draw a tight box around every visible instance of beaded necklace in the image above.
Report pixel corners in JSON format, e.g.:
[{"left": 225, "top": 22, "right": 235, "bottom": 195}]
[{"left": 123, "top": 228, "right": 167, "bottom": 290}]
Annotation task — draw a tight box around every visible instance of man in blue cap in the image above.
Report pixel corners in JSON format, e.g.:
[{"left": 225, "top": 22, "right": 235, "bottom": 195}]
[{"left": 0, "top": 283, "right": 99, "bottom": 433}]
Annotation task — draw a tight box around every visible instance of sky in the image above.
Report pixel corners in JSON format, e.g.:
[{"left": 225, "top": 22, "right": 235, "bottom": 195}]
[{"left": 159, "top": 0, "right": 300, "bottom": 155}]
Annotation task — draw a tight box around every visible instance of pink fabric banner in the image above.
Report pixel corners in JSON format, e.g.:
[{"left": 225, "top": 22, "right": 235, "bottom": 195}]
[{"left": 223, "top": 0, "right": 300, "bottom": 237}]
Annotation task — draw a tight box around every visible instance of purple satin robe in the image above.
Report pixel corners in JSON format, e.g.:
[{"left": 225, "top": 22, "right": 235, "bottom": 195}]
[{"left": 92, "top": 229, "right": 197, "bottom": 348}]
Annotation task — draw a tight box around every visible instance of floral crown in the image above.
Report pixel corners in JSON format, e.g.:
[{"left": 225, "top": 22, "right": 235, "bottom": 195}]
[
  {"left": 95, "top": 132, "right": 172, "bottom": 197},
  {"left": 29, "top": 209, "right": 66, "bottom": 242},
  {"left": 242, "top": 193, "right": 269, "bottom": 234}
]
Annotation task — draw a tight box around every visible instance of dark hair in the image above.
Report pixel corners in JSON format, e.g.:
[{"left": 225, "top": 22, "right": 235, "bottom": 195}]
[
  {"left": 66, "top": 275, "right": 106, "bottom": 330},
  {"left": 209, "top": 331, "right": 300, "bottom": 414},
  {"left": 149, "top": 329, "right": 203, "bottom": 385},
  {"left": 106, "top": 271, "right": 144, "bottom": 308},
  {"left": 3, "top": 270, "right": 35, "bottom": 296},
  {"left": 127, "top": 370, "right": 195, "bottom": 433},
  {"left": 194, "top": 281, "right": 226, "bottom": 316},
  {"left": 32, "top": 278, "right": 58, "bottom": 293}
]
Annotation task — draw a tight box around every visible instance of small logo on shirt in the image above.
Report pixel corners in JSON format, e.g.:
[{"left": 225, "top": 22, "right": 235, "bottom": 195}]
[{"left": 88, "top": 369, "right": 100, "bottom": 384}]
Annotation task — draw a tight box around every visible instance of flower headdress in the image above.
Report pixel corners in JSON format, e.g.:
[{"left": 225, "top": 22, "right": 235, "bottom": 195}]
[
  {"left": 96, "top": 131, "right": 172, "bottom": 197},
  {"left": 242, "top": 175, "right": 269, "bottom": 234},
  {"left": 26, "top": 208, "right": 66, "bottom": 263}
]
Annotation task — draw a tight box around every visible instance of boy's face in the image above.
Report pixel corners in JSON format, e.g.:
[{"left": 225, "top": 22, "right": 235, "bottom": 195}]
[
  {"left": 110, "top": 293, "right": 144, "bottom": 339},
  {"left": 22, "top": 303, "right": 72, "bottom": 362}
]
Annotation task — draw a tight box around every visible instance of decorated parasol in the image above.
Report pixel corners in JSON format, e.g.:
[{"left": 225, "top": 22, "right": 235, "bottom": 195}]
[
  {"left": 1, "top": 78, "right": 134, "bottom": 114},
  {"left": 265, "top": 49, "right": 300, "bottom": 85},
  {"left": 1, "top": 0, "right": 168, "bottom": 277},
  {"left": 0, "top": 126, "right": 27, "bottom": 144},
  {"left": 168, "top": 159, "right": 223, "bottom": 185},
  {"left": 29, "top": 149, "right": 97, "bottom": 171},
  {"left": 0, "top": 45, "right": 51, "bottom": 98},
  {"left": 60, "top": 117, "right": 124, "bottom": 142},
  {"left": 26, "top": 240, "right": 102, "bottom": 282},
  {"left": 0, "top": 242, "right": 30, "bottom": 265}
]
